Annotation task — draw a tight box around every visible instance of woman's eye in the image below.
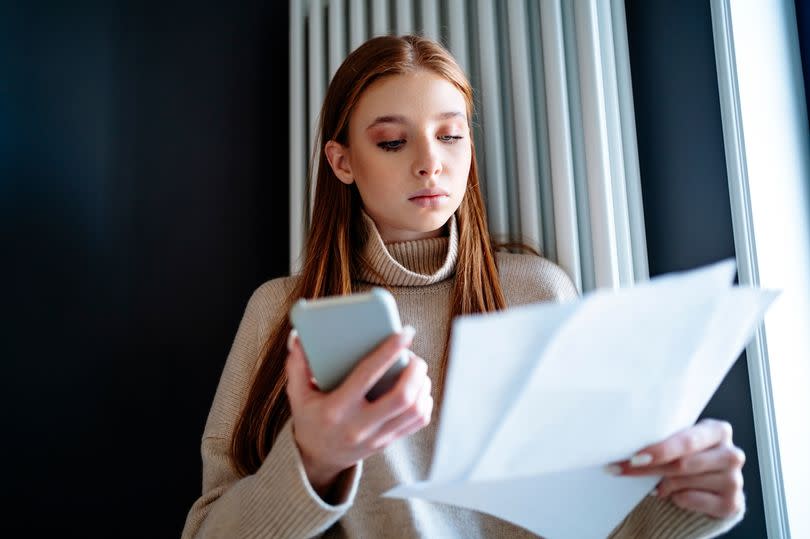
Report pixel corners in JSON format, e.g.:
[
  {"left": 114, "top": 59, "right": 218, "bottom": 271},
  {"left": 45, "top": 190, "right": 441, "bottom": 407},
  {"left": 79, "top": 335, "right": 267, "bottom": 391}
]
[
  {"left": 377, "top": 139, "right": 405, "bottom": 151},
  {"left": 439, "top": 135, "right": 464, "bottom": 143}
]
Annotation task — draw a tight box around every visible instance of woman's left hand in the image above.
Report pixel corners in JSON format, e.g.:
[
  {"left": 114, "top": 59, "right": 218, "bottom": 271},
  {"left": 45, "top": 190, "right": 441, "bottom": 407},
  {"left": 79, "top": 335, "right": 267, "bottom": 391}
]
[{"left": 610, "top": 418, "right": 746, "bottom": 519}]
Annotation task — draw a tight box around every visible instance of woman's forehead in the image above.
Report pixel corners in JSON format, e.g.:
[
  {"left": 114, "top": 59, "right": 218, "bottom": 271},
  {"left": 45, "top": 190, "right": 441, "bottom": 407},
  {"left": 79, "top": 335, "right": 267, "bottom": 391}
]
[{"left": 351, "top": 72, "right": 468, "bottom": 128}]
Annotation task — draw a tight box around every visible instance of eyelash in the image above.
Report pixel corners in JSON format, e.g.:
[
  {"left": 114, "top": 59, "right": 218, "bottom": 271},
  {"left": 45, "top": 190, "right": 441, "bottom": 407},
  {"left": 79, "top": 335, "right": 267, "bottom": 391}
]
[{"left": 377, "top": 135, "right": 464, "bottom": 152}]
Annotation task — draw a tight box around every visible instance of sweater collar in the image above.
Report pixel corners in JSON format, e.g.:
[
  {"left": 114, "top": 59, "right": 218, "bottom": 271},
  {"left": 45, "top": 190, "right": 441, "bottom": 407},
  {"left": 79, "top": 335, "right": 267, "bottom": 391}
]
[{"left": 356, "top": 210, "right": 458, "bottom": 287}]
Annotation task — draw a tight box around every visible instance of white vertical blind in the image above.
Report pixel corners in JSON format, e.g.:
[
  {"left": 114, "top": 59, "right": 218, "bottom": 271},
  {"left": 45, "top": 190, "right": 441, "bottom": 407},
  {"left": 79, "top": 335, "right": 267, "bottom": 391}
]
[
  {"left": 539, "top": 0, "right": 582, "bottom": 290},
  {"left": 611, "top": 0, "right": 648, "bottom": 282},
  {"left": 349, "top": 0, "right": 366, "bottom": 50},
  {"left": 289, "top": 0, "right": 648, "bottom": 293},
  {"left": 395, "top": 0, "right": 413, "bottom": 35},
  {"left": 371, "top": 0, "right": 388, "bottom": 36},
  {"left": 595, "top": 0, "right": 633, "bottom": 287},
  {"left": 507, "top": 0, "right": 542, "bottom": 250},
  {"left": 573, "top": 0, "right": 619, "bottom": 290},
  {"left": 289, "top": 0, "right": 306, "bottom": 273},
  {"left": 561, "top": 0, "right": 596, "bottom": 292},
  {"left": 446, "top": 0, "right": 469, "bottom": 73},
  {"left": 329, "top": 0, "right": 346, "bottom": 78},
  {"left": 527, "top": 0, "right": 557, "bottom": 262},
  {"left": 419, "top": 0, "right": 439, "bottom": 41},
  {"left": 474, "top": 0, "right": 509, "bottom": 239},
  {"left": 307, "top": 0, "right": 326, "bottom": 215}
]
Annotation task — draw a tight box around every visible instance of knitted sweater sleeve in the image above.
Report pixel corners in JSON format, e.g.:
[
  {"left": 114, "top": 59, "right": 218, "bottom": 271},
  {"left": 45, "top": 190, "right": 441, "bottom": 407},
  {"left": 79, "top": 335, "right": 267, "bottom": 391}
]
[
  {"left": 181, "top": 281, "right": 362, "bottom": 539},
  {"left": 609, "top": 495, "right": 744, "bottom": 538}
]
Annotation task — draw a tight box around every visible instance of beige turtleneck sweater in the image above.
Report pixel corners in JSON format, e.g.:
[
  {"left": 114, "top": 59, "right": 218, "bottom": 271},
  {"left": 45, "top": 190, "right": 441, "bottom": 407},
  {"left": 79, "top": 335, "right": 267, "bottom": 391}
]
[{"left": 182, "top": 213, "right": 743, "bottom": 538}]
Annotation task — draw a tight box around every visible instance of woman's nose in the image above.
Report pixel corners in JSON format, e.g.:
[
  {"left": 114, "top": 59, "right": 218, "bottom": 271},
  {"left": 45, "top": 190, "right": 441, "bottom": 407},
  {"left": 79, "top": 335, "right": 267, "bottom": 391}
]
[{"left": 413, "top": 140, "right": 442, "bottom": 178}]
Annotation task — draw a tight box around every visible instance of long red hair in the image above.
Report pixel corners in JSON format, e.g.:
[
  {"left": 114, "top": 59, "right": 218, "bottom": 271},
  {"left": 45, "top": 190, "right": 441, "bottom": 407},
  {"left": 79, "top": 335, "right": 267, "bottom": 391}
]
[{"left": 231, "top": 35, "right": 507, "bottom": 476}]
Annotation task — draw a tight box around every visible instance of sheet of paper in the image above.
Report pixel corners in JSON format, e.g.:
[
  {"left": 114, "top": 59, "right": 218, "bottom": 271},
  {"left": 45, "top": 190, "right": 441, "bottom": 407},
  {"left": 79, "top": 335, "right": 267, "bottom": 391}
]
[{"left": 385, "top": 260, "right": 778, "bottom": 539}]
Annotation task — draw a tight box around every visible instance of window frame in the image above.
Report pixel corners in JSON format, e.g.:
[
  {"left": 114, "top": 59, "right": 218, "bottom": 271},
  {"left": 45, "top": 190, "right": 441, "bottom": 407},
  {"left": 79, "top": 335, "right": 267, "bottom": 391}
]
[{"left": 711, "top": 0, "right": 810, "bottom": 537}]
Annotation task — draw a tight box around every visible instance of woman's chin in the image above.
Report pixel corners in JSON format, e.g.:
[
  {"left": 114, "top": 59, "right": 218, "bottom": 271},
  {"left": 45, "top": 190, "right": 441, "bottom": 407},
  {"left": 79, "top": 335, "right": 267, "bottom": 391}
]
[
  {"left": 402, "top": 216, "right": 452, "bottom": 239},
  {"left": 367, "top": 205, "right": 456, "bottom": 242}
]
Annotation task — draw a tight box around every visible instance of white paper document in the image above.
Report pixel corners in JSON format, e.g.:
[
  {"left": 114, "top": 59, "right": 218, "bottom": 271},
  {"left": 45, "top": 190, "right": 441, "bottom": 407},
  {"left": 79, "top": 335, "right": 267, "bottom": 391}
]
[{"left": 384, "top": 260, "right": 778, "bottom": 539}]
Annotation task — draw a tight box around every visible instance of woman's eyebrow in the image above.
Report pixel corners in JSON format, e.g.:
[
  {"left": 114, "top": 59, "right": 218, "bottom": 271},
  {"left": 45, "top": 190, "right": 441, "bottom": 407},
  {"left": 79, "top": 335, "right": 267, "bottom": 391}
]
[
  {"left": 435, "top": 111, "right": 466, "bottom": 121},
  {"left": 366, "top": 111, "right": 467, "bottom": 130}
]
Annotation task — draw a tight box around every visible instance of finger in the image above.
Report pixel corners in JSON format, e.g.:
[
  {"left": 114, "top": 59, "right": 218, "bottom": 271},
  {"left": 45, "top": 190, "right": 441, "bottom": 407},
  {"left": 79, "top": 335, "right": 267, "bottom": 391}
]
[
  {"left": 373, "top": 401, "right": 433, "bottom": 451},
  {"left": 657, "top": 470, "right": 743, "bottom": 499},
  {"left": 367, "top": 371, "right": 431, "bottom": 439},
  {"left": 284, "top": 329, "right": 317, "bottom": 385},
  {"left": 335, "top": 326, "right": 415, "bottom": 402},
  {"left": 285, "top": 338, "right": 315, "bottom": 407},
  {"left": 363, "top": 356, "right": 429, "bottom": 427},
  {"left": 622, "top": 444, "right": 746, "bottom": 477},
  {"left": 286, "top": 328, "right": 299, "bottom": 352},
  {"left": 625, "top": 419, "right": 733, "bottom": 468},
  {"left": 669, "top": 489, "right": 745, "bottom": 519},
  {"left": 367, "top": 384, "right": 433, "bottom": 451},
  {"left": 399, "top": 399, "right": 433, "bottom": 437}
]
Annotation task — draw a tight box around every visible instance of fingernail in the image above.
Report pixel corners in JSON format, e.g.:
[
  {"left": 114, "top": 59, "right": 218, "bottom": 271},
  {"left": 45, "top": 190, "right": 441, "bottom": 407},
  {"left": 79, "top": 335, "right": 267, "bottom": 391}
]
[
  {"left": 604, "top": 464, "right": 623, "bottom": 476},
  {"left": 630, "top": 453, "right": 653, "bottom": 467},
  {"left": 399, "top": 325, "right": 416, "bottom": 344},
  {"left": 287, "top": 329, "right": 298, "bottom": 351}
]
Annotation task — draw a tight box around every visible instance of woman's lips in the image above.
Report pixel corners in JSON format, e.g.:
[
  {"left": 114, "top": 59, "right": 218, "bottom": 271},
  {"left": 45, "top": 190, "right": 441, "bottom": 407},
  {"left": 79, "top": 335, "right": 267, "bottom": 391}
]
[{"left": 409, "top": 194, "right": 450, "bottom": 208}]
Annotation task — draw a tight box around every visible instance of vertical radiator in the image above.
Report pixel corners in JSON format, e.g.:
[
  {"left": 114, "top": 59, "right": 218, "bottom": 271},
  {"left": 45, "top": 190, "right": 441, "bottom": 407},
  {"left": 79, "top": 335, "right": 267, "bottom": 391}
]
[{"left": 289, "top": 0, "right": 647, "bottom": 293}]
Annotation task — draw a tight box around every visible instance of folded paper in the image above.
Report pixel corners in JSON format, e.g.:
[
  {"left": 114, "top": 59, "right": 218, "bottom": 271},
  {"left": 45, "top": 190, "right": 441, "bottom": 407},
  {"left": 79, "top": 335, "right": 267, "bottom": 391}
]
[{"left": 384, "top": 260, "right": 778, "bottom": 539}]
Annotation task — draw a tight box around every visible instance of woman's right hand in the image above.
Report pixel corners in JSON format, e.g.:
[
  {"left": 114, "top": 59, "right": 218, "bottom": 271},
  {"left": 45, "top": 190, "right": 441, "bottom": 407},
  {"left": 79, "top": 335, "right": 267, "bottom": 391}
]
[{"left": 285, "top": 326, "right": 433, "bottom": 497}]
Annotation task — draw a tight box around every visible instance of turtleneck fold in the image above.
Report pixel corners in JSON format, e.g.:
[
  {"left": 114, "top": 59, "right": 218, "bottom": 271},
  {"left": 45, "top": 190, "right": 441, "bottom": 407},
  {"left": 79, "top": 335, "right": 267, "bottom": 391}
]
[{"left": 356, "top": 210, "right": 458, "bottom": 287}]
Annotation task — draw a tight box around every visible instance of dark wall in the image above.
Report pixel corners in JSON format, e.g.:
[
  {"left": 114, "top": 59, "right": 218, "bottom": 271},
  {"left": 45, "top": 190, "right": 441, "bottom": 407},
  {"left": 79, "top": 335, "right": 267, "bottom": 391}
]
[
  {"left": 627, "top": 2, "right": 765, "bottom": 537},
  {"left": 2, "top": 1, "right": 288, "bottom": 536}
]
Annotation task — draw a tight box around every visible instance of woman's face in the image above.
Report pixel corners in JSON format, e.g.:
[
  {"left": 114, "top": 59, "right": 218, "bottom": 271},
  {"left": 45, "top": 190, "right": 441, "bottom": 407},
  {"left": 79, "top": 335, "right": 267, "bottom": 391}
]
[{"left": 325, "top": 71, "right": 472, "bottom": 242}]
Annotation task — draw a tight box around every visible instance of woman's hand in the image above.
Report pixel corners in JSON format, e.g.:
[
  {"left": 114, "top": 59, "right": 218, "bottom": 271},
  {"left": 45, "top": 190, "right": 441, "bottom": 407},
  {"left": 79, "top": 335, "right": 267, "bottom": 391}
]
[
  {"left": 610, "top": 419, "right": 746, "bottom": 519},
  {"left": 285, "top": 326, "right": 433, "bottom": 498}
]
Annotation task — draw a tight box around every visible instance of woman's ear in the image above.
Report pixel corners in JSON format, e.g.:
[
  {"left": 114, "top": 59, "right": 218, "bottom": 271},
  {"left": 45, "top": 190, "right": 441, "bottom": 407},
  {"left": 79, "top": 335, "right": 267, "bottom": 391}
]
[{"left": 324, "top": 141, "right": 354, "bottom": 185}]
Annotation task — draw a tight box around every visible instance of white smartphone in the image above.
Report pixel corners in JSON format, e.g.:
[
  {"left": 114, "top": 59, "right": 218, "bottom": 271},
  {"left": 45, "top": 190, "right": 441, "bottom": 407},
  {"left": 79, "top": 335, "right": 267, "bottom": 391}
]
[{"left": 289, "top": 287, "right": 410, "bottom": 401}]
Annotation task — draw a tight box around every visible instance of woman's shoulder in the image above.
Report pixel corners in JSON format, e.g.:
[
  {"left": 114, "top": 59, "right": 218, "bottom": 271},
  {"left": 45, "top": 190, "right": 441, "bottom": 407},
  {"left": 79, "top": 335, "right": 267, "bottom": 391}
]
[
  {"left": 495, "top": 251, "right": 579, "bottom": 306},
  {"left": 244, "top": 275, "right": 300, "bottom": 340},
  {"left": 250, "top": 274, "right": 299, "bottom": 304}
]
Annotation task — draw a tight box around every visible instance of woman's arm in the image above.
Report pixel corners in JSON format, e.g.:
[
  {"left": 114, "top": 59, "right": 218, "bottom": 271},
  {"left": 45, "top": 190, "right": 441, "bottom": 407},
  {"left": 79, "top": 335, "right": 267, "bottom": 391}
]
[
  {"left": 181, "top": 282, "right": 362, "bottom": 539},
  {"left": 609, "top": 494, "right": 743, "bottom": 539},
  {"left": 182, "top": 424, "right": 361, "bottom": 538}
]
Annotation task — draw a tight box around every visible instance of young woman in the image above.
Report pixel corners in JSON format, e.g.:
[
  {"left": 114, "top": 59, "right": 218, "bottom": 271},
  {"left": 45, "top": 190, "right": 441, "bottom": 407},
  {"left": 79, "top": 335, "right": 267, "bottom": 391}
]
[{"left": 182, "top": 35, "right": 746, "bottom": 538}]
